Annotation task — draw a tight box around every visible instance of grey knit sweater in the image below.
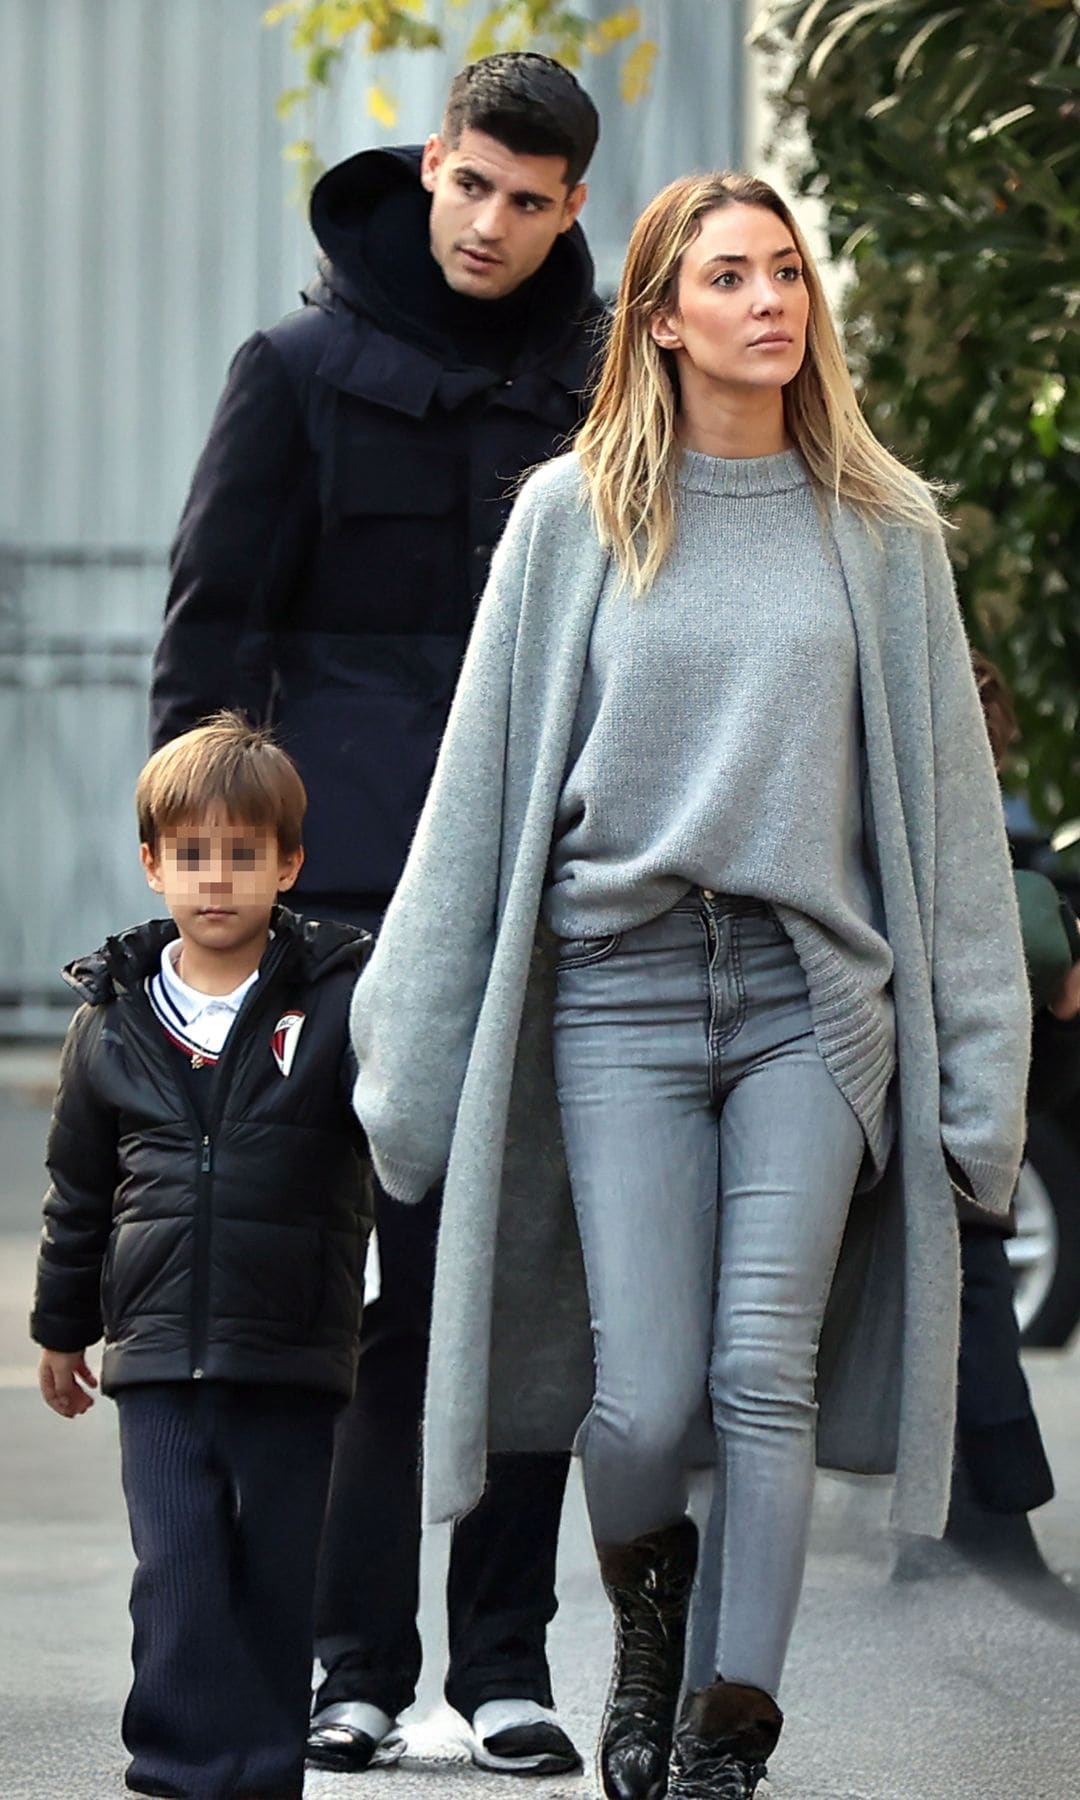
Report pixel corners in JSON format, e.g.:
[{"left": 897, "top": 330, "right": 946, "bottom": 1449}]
[
  {"left": 350, "top": 450, "right": 1031, "bottom": 1536},
  {"left": 546, "top": 448, "right": 895, "bottom": 1170}
]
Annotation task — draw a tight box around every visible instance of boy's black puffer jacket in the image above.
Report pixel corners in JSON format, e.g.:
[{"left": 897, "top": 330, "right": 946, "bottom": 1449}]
[{"left": 30, "top": 908, "right": 372, "bottom": 1400}]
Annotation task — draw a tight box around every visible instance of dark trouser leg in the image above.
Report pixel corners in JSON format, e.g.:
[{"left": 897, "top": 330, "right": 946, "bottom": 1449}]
[
  {"left": 957, "top": 1227, "right": 1054, "bottom": 1513},
  {"left": 444, "top": 1450, "right": 569, "bottom": 1720},
  {"left": 313, "top": 1180, "right": 568, "bottom": 1725},
  {"left": 118, "top": 1382, "right": 337, "bottom": 1800},
  {"left": 313, "top": 1184, "right": 436, "bottom": 1720}
]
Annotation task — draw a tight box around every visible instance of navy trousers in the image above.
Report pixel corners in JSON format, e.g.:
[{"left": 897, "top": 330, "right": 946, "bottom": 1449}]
[{"left": 117, "top": 1382, "right": 338, "bottom": 1800}]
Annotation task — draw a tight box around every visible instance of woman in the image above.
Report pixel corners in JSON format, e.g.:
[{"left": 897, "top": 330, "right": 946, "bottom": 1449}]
[{"left": 351, "top": 175, "right": 1030, "bottom": 1799}]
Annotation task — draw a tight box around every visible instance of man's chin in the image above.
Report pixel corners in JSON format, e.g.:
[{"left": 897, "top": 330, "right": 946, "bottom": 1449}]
[{"left": 441, "top": 258, "right": 514, "bottom": 301}]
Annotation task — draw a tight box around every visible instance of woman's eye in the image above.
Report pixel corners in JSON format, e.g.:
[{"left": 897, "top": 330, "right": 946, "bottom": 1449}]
[
  {"left": 712, "top": 271, "right": 739, "bottom": 288},
  {"left": 778, "top": 265, "right": 803, "bottom": 282}
]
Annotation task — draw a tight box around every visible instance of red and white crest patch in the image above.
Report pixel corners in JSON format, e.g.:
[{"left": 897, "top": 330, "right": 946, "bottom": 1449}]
[{"left": 270, "top": 1011, "right": 305, "bottom": 1077}]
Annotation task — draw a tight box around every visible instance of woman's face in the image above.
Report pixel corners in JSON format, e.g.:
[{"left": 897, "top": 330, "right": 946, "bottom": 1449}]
[{"left": 650, "top": 203, "right": 810, "bottom": 395}]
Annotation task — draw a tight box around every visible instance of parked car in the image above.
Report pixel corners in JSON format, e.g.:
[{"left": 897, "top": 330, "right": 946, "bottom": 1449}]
[{"left": 1004, "top": 795, "right": 1080, "bottom": 1346}]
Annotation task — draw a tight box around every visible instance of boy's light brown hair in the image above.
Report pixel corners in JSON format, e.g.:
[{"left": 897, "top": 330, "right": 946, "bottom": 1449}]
[
  {"left": 136, "top": 712, "right": 307, "bottom": 854},
  {"left": 971, "top": 650, "right": 1019, "bottom": 773}
]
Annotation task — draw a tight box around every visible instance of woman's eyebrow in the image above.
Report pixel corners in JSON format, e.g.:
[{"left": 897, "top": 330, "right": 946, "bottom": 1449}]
[{"left": 699, "top": 246, "right": 800, "bottom": 271}]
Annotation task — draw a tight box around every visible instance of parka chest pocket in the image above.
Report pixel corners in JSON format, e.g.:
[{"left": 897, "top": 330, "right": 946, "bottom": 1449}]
[{"left": 326, "top": 434, "right": 463, "bottom": 523}]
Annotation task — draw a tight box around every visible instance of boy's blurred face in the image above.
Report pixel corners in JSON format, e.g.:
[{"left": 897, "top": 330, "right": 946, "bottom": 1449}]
[{"left": 140, "top": 813, "right": 303, "bottom": 958}]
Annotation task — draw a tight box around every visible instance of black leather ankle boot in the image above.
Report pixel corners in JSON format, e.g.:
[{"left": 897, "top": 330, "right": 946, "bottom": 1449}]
[
  {"left": 596, "top": 1516, "right": 699, "bottom": 1800},
  {"left": 668, "top": 1679, "right": 783, "bottom": 1800}
]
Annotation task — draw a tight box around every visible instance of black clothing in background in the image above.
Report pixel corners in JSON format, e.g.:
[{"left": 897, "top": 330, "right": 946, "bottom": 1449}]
[
  {"left": 954, "top": 888, "right": 1080, "bottom": 1520},
  {"left": 149, "top": 144, "right": 607, "bottom": 911}
]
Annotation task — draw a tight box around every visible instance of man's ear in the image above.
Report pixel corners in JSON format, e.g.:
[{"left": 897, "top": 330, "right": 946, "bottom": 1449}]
[
  {"left": 559, "top": 182, "right": 588, "bottom": 233},
  {"left": 140, "top": 842, "right": 164, "bottom": 895},
  {"left": 277, "top": 846, "right": 305, "bottom": 894},
  {"left": 649, "top": 310, "right": 684, "bottom": 353},
  {"left": 420, "top": 134, "right": 444, "bottom": 194}
]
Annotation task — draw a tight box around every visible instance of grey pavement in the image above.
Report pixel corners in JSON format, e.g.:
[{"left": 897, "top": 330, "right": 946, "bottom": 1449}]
[{"left": 2, "top": 1070, "right": 1079, "bottom": 1799}]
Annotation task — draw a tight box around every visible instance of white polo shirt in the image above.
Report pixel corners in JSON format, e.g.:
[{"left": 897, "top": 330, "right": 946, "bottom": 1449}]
[{"left": 147, "top": 938, "right": 259, "bottom": 1063}]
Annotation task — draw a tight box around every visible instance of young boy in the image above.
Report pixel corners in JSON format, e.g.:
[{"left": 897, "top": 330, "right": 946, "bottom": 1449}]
[{"left": 30, "top": 712, "right": 372, "bottom": 1800}]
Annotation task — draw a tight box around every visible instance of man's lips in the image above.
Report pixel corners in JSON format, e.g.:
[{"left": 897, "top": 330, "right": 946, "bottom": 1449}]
[
  {"left": 197, "top": 907, "right": 236, "bottom": 917},
  {"left": 457, "top": 245, "right": 501, "bottom": 268}
]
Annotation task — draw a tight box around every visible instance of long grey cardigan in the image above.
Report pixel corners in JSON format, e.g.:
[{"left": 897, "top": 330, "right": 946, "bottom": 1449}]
[{"left": 351, "top": 452, "right": 1031, "bottom": 1538}]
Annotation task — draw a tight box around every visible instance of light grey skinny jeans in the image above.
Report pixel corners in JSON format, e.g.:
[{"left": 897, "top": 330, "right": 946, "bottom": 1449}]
[{"left": 552, "top": 892, "right": 866, "bottom": 1699}]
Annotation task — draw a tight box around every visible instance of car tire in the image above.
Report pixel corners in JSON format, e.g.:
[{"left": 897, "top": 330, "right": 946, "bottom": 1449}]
[{"left": 1010, "top": 1114, "right": 1080, "bottom": 1347}]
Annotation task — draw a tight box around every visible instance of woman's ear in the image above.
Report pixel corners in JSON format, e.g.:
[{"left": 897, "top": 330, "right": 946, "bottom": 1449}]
[{"left": 649, "top": 310, "right": 683, "bottom": 352}]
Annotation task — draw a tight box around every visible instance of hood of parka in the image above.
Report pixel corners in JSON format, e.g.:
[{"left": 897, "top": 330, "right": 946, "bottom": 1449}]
[
  {"left": 63, "top": 906, "right": 371, "bottom": 1007},
  {"left": 306, "top": 143, "right": 598, "bottom": 370}
]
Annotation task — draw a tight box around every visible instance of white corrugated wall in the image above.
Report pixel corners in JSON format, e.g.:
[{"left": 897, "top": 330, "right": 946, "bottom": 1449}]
[{"left": 0, "top": 0, "right": 746, "bottom": 1027}]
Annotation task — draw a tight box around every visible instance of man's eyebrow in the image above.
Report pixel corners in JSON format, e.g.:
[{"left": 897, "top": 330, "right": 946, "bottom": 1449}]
[
  {"left": 453, "top": 164, "right": 556, "bottom": 209},
  {"left": 700, "top": 246, "right": 800, "bottom": 269}
]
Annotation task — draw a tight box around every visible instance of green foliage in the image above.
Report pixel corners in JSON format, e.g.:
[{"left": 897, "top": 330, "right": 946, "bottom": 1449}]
[
  {"left": 755, "top": 0, "right": 1080, "bottom": 824},
  {"left": 265, "top": 1, "right": 655, "bottom": 194}
]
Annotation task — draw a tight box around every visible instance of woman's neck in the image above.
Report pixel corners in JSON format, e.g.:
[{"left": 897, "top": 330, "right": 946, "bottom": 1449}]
[{"left": 676, "top": 384, "right": 789, "bottom": 460}]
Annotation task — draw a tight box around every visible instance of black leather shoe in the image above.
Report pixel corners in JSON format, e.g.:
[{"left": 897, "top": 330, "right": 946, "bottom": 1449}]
[
  {"left": 667, "top": 1679, "right": 782, "bottom": 1800},
  {"left": 596, "top": 1516, "right": 699, "bottom": 1800},
  {"left": 306, "top": 1702, "right": 405, "bottom": 1772}
]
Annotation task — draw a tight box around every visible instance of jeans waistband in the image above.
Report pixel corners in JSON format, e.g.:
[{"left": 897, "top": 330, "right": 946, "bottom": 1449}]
[{"left": 670, "top": 889, "right": 775, "bottom": 919}]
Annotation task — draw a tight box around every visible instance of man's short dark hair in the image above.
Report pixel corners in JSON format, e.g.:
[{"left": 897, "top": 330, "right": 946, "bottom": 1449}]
[{"left": 442, "top": 52, "right": 599, "bottom": 189}]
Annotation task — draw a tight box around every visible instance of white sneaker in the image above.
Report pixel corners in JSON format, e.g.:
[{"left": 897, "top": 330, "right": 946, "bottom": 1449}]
[{"left": 469, "top": 1699, "right": 584, "bottom": 1776}]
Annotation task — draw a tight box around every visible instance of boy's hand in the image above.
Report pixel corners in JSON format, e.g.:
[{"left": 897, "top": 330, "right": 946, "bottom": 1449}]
[
  {"left": 38, "top": 1349, "right": 97, "bottom": 1418},
  {"left": 1049, "top": 961, "right": 1080, "bottom": 1023}
]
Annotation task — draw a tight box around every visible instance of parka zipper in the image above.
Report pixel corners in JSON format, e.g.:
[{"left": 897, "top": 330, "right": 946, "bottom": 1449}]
[
  {"left": 186, "top": 940, "right": 291, "bottom": 1375},
  {"left": 130, "top": 937, "right": 291, "bottom": 1378}
]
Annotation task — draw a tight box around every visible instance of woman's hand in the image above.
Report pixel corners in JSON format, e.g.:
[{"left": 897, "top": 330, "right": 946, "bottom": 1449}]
[
  {"left": 38, "top": 1349, "right": 97, "bottom": 1418},
  {"left": 1049, "top": 960, "right": 1080, "bottom": 1023}
]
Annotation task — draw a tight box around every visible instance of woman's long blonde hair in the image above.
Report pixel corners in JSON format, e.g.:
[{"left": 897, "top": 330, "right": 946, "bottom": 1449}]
[{"left": 576, "top": 172, "right": 941, "bottom": 593}]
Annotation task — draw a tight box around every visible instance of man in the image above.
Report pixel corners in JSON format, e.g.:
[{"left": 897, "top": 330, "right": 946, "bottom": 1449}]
[{"left": 150, "top": 51, "right": 604, "bottom": 1780}]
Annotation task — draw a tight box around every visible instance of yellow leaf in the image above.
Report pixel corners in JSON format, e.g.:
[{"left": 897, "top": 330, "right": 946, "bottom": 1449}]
[
  {"left": 367, "top": 83, "right": 398, "bottom": 129},
  {"left": 325, "top": 3, "right": 369, "bottom": 40},
  {"left": 597, "top": 6, "right": 641, "bottom": 45},
  {"left": 275, "top": 85, "right": 310, "bottom": 120},
  {"left": 620, "top": 39, "right": 656, "bottom": 104},
  {"left": 262, "top": 0, "right": 303, "bottom": 25}
]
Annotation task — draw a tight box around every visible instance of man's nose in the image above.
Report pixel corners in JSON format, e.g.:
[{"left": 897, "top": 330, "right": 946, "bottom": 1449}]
[{"left": 473, "top": 194, "right": 507, "bottom": 242}]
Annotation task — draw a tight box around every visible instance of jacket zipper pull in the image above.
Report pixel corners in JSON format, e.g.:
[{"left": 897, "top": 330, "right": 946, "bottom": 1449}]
[{"left": 201, "top": 1137, "right": 212, "bottom": 1173}]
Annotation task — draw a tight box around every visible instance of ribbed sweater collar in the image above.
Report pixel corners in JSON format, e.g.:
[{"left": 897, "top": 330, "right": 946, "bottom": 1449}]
[{"left": 676, "top": 446, "right": 809, "bottom": 498}]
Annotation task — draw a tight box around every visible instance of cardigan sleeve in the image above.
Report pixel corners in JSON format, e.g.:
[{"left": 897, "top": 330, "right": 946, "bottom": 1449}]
[
  {"left": 923, "top": 526, "right": 1031, "bottom": 1217},
  {"left": 349, "top": 480, "right": 540, "bottom": 1202}
]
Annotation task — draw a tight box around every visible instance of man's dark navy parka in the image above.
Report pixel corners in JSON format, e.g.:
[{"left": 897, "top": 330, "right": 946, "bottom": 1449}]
[
  {"left": 150, "top": 146, "right": 607, "bottom": 910},
  {"left": 30, "top": 910, "right": 373, "bottom": 1399}
]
